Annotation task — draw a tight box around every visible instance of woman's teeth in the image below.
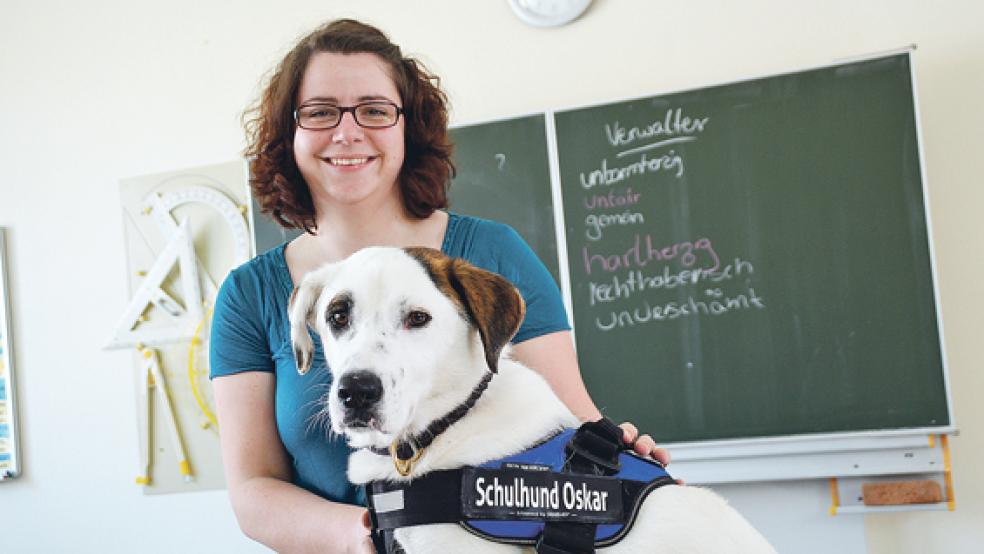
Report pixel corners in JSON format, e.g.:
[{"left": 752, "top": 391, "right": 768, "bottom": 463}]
[{"left": 329, "top": 157, "right": 370, "bottom": 166}]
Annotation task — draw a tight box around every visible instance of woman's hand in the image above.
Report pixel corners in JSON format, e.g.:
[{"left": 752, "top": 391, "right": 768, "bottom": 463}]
[
  {"left": 618, "top": 421, "right": 671, "bottom": 466},
  {"left": 352, "top": 510, "right": 377, "bottom": 554},
  {"left": 215, "top": 372, "right": 379, "bottom": 553}
]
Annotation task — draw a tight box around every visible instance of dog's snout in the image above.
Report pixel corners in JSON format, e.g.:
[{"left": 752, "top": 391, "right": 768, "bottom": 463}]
[{"left": 337, "top": 370, "right": 383, "bottom": 410}]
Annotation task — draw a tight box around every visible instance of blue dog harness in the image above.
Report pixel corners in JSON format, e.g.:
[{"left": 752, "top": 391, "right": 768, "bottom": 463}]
[{"left": 366, "top": 418, "right": 676, "bottom": 553}]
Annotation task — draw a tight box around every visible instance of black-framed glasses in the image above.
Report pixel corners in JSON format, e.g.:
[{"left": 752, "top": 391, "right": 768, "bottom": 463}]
[{"left": 294, "top": 101, "right": 404, "bottom": 130}]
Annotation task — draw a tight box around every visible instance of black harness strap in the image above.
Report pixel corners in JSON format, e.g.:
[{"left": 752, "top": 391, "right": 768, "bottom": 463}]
[
  {"left": 367, "top": 470, "right": 464, "bottom": 553},
  {"left": 369, "top": 470, "right": 464, "bottom": 529},
  {"left": 535, "top": 418, "right": 626, "bottom": 554},
  {"left": 536, "top": 522, "right": 598, "bottom": 554}
]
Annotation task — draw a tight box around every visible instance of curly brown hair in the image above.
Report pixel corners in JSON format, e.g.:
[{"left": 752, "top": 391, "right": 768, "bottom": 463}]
[{"left": 243, "top": 19, "right": 454, "bottom": 232}]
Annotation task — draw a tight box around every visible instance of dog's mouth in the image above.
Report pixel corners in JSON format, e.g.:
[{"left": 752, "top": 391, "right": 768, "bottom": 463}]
[
  {"left": 336, "top": 409, "right": 396, "bottom": 450},
  {"left": 343, "top": 413, "right": 382, "bottom": 431}
]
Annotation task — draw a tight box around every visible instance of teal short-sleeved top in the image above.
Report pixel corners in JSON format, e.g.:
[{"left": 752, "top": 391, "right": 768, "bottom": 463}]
[{"left": 209, "top": 213, "right": 570, "bottom": 505}]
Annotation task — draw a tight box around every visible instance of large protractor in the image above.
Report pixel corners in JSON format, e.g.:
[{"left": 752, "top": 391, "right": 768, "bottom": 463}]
[{"left": 144, "top": 184, "right": 250, "bottom": 265}]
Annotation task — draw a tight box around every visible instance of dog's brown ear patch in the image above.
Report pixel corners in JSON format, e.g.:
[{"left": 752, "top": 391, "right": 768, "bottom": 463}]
[{"left": 405, "top": 247, "right": 525, "bottom": 373}]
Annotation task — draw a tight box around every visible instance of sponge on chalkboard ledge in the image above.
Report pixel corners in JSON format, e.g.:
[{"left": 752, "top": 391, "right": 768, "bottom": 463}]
[{"left": 862, "top": 480, "right": 943, "bottom": 506}]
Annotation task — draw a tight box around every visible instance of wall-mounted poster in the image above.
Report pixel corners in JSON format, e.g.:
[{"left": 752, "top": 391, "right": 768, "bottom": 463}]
[{"left": 0, "top": 227, "right": 19, "bottom": 481}]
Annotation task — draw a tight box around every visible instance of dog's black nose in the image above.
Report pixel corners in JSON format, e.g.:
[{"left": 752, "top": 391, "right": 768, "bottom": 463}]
[{"left": 337, "top": 370, "right": 383, "bottom": 410}]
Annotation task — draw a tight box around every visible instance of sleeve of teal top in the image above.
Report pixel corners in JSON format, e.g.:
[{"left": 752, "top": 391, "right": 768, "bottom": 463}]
[
  {"left": 209, "top": 266, "right": 274, "bottom": 378},
  {"left": 473, "top": 221, "right": 570, "bottom": 344}
]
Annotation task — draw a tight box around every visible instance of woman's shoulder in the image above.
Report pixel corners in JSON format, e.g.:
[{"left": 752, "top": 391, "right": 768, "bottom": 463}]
[
  {"left": 218, "top": 243, "right": 291, "bottom": 302},
  {"left": 447, "top": 211, "right": 515, "bottom": 234},
  {"left": 235, "top": 243, "right": 288, "bottom": 276},
  {"left": 444, "top": 212, "right": 524, "bottom": 259}
]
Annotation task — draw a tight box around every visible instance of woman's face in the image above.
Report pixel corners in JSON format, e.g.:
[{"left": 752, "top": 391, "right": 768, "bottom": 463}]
[{"left": 293, "top": 52, "right": 405, "bottom": 213}]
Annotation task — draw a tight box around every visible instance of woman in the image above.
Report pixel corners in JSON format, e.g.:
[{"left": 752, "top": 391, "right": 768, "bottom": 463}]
[{"left": 210, "top": 19, "right": 667, "bottom": 553}]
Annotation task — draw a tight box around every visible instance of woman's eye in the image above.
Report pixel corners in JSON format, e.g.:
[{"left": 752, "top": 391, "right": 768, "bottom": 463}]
[
  {"left": 405, "top": 310, "right": 431, "bottom": 329},
  {"left": 328, "top": 310, "right": 350, "bottom": 329}
]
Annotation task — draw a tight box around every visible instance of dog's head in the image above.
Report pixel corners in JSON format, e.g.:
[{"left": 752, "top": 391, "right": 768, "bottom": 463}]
[{"left": 288, "top": 246, "right": 525, "bottom": 449}]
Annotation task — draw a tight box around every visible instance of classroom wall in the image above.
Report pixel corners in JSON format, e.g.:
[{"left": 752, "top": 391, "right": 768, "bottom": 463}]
[{"left": 1, "top": 1, "right": 981, "bottom": 552}]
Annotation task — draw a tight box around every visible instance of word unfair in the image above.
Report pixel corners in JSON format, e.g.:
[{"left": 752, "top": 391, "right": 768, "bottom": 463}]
[{"left": 583, "top": 187, "right": 642, "bottom": 210}]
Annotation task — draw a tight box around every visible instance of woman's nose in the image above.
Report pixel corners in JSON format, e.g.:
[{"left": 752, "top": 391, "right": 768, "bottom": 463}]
[{"left": 331, "top": 111, "right": 364, "bottom": 143}]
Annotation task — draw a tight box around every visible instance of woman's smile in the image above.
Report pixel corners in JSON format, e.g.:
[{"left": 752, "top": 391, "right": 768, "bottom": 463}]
[{"left": 325, "top": 156, "right": 373, "bottom": 167}]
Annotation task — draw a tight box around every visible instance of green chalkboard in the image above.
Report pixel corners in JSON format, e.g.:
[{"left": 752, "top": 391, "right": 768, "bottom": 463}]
[
  {"left": 555, "top": 53, "right": 948, "bottom": 442},
  {"left": 448, "top": 114, "right": 561, "bottom": 284}
]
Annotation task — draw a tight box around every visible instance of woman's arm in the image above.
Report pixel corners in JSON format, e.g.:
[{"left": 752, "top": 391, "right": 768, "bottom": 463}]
[
  {"left": 510, "top": 331, "right": 601, "bottom": 422},
  {"left": 511, "top": 330, "right": 670, "bottom": 465},
  {"left": 213, "top": 372, "right": 374, "bottom": 554}
]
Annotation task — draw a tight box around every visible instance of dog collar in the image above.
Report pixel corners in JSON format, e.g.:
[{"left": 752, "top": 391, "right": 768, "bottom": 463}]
[{"left": 369, "top": 370, "right": 495, "bottom": 476}]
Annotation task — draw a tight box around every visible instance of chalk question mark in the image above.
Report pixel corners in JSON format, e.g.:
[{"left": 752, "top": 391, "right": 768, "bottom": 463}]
[{"left": 495, "top": 153, "right": 506, "bottom": 171}]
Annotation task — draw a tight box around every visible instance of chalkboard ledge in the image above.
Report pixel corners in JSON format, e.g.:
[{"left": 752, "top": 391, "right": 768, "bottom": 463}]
[{"left": 667, "top": 428, "right": 955, "bottom": 485}]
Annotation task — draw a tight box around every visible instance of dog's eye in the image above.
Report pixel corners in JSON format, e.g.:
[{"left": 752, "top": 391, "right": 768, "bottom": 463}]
[
  {"left": 405, "top": 310, "right": 431, "bottom": 329},
  {"left": 328, "top": 309, "right": 350, "bottom": 330}
]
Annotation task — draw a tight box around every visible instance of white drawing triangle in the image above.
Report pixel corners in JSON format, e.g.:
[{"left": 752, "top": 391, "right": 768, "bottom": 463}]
[{"left": 106, "top": 219, "right": 204, "bottom": 349}]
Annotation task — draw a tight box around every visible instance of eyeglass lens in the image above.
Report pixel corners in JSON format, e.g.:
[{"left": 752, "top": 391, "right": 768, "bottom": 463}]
[{"left": 297, "top": 102, "right": 400, "bottom": 129}]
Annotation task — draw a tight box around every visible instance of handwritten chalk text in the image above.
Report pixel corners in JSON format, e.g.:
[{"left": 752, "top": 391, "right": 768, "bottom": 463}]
[
  {"left": 595, "top": 288, "right": 766, "bottom": 331},
  {"left": 588, "top": 258, "right": 755, "bottom": 306},
  {"left": 579, "top": 151, "right": 684, "bottom": 189},
  {"left": 584, "top": 211, "right": 645, "bottom": 241},
  {"left": 605, "top": 108, "right": 710, "bottom": 148},
  {"left": 582, "top": 234, "right": 721, "bottom": 275},
  {"left": 584, "top": 187, "right": 641, "bottom": 210}
]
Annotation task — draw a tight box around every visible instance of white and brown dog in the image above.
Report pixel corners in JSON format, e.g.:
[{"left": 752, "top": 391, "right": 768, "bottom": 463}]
[{"left": 289, "top": 246, "right": 775, "bottom": 553}]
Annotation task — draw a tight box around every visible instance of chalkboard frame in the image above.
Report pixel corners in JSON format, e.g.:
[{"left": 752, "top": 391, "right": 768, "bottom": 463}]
[
  {"left": 553, "top": 47, "right": 953, "bottom": 462},
  {"left": 449, "top": 48, "right": 953, "bottom": 477}
]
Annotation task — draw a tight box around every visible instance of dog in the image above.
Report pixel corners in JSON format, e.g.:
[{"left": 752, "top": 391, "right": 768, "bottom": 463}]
[{"left": 289, "top": 246, "right": 776, "bottom": 553}]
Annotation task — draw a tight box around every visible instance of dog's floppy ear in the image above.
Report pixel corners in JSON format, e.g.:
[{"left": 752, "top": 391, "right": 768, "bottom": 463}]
[
  {"left": 287, "top": 267, "right": 332, "bottom": 375},
  {"left": 446, "top": 258, "right": 526, "bottom": 373},
  {"left": 404, "top": 247, "right": 526, "bottom": 373}
]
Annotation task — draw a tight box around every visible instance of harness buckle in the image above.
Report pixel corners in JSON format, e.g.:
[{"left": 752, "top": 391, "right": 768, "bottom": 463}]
[{"left": 390, "top": 441, "right": 424, "bottom": 476}]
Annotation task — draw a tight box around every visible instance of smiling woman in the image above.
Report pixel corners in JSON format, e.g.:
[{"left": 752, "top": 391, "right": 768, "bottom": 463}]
[{"left": 210, "top": 18, "right": 666, "bottom": 554}]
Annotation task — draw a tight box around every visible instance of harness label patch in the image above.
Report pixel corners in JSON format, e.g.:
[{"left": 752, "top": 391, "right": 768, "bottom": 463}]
[{"left": 462, "top": 467, "right": 624, "bottom": 523}]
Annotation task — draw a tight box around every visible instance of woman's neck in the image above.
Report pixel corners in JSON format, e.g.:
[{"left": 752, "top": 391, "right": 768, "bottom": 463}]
[
  {"left": 313, "top": 197, "right": 412, "bottom": 259},
  {"left": 285, "top": 198, "right": 448, "bottom": 284}
]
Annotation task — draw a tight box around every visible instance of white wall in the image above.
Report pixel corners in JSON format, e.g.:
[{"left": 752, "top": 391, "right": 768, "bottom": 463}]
[{"left": 2, "top": 1, "right": 982, "bottom": 552}]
